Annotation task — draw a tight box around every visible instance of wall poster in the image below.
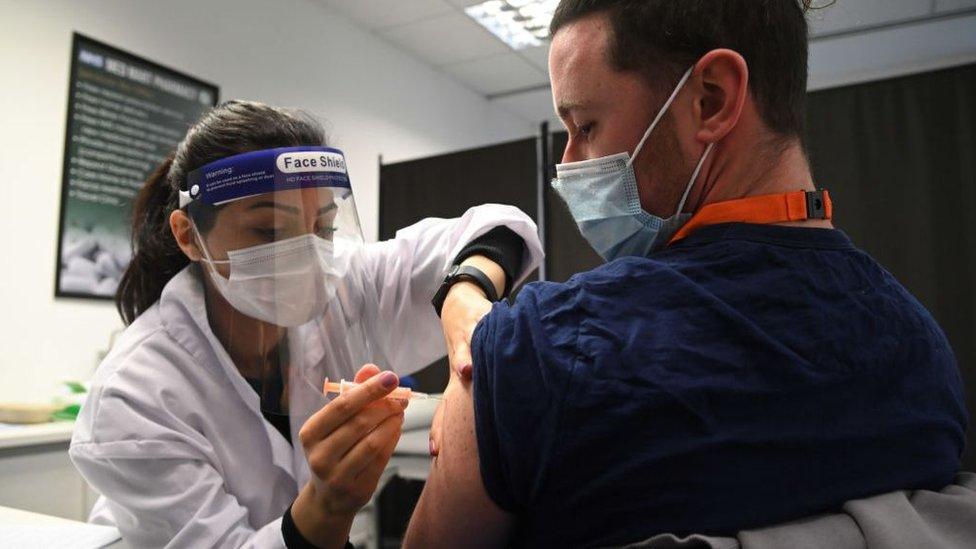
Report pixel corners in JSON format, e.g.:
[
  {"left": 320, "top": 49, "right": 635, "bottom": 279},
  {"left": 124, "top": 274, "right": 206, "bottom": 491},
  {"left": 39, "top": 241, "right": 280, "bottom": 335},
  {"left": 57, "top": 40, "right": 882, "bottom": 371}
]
[{"left": 56, "top": 33, "right": 218, "bottom": 299}]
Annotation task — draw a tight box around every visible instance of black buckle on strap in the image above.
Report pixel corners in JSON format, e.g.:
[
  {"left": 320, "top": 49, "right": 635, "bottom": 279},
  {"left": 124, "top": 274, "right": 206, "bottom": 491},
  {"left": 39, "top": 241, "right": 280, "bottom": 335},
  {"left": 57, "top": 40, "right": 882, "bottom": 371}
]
[{"left": 805, "top": 190, "right": 827, "bottom": 220}]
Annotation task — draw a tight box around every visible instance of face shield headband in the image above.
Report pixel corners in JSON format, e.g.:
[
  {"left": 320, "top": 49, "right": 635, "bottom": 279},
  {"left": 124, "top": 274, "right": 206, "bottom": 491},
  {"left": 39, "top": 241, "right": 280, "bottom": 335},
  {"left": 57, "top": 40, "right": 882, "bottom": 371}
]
[{"left": 179, "top": 145, "right": 352, "bottom": 208}]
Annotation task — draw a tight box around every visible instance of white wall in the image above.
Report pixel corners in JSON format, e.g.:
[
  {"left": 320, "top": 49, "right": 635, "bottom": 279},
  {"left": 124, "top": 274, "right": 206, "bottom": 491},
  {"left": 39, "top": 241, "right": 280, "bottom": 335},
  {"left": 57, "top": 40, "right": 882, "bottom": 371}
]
[{"left": 0, "top": 0, "right": 534, "bottom": 402}]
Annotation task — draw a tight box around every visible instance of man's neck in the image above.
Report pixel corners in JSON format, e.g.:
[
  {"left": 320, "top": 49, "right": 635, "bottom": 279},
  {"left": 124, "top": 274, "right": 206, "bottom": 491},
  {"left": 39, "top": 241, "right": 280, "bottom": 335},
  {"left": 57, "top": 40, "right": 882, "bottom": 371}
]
[{"left": 692, "top": 136, "right": 833, "bottom": 229}]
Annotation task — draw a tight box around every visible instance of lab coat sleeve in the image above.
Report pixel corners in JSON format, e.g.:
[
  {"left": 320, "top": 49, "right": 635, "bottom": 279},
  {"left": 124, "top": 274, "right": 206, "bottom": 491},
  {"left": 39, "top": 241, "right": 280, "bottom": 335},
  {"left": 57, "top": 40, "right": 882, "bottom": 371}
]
[
  {"left": 363, "top": 204, "right": 543, "bottom": 375},
  {"left": 70, "top": 391, "right": 288, "bottom": 548}
]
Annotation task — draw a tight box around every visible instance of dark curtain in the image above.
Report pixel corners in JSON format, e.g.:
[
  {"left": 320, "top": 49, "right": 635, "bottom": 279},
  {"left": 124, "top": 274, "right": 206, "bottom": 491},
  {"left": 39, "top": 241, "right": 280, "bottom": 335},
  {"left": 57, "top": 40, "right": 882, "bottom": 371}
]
[
  {"left": 378, "top": 137, "right": 539, "bottom": 393},
  {"left": 805, "top": 63, "right": 976, "bottom": 470}
]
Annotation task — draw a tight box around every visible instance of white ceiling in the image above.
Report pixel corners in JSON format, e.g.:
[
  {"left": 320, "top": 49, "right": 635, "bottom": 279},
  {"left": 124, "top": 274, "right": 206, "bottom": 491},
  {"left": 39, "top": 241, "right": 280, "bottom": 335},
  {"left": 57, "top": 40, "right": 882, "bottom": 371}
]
[
  {"left": 317, "top": 0, "right": 976, "bottom": 124},
  {"left": 318, "top": 0, "right": 551, "bottom": 98}
]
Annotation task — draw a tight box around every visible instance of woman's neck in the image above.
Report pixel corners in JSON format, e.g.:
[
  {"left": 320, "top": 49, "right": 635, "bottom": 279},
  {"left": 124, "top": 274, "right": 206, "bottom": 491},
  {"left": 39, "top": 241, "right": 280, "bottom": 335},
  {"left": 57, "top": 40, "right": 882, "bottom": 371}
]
[{"left": 201, "top": 276, "right": 284, "bottom": 380}]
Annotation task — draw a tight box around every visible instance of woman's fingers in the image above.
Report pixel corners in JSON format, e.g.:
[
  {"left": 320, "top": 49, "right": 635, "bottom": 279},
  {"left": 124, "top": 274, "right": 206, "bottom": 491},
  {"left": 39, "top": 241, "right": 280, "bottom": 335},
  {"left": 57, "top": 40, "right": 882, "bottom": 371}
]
[
  {"left": 354, "top": 428, "right": 403, "bottom": 495},
  {"left": 312, "top": 413, "right": 403, "bottom": 513},
  {"left": 354, "top": 364, "right": 382, "bottom": 384},
  {"left": 440, "top": 283, "right": 493, "bottom": 381},
  {"left": 306, "top": 398, "right": 404, "bottom": 469},
  {"left": 299, "top": 369, "right": 399, "bottom": 448},
  {"left": 304, "top": 411, "right": 404, "bottom": 516},
  {"left": 335, "top": 411, "right": 404, "bottom": 483}
]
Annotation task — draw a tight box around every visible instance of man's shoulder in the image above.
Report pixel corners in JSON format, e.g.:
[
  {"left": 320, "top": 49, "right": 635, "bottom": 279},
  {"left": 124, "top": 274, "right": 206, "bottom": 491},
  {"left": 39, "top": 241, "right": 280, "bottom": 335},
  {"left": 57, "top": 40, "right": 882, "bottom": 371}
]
[
  {"left": 478, "top": 257, "right": 682, "bottom": 347},
  {"left": 510, "top": 257, "right": 680, "bottom": 309},
  {"left": 538, "top": 256, "right": 675, "bottom": 287}
]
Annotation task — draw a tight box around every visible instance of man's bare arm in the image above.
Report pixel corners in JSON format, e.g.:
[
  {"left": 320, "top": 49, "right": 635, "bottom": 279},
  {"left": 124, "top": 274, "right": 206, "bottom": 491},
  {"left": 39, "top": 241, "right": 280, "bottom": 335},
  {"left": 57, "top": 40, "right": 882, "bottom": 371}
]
[{"left": 403, "top": 377, "right": 514, "bottom": 548}]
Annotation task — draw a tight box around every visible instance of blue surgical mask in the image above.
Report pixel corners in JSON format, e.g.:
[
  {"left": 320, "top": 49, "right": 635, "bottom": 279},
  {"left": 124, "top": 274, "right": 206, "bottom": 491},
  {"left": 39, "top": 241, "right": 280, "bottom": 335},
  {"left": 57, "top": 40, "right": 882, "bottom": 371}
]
[{"left": 552, "top": 66, "right": 714, "bottom": 261}]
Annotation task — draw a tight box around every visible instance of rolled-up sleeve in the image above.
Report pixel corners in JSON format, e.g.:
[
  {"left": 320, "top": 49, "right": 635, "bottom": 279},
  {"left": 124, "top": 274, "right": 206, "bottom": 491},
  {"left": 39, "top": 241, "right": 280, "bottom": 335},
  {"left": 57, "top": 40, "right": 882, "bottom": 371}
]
[{"left": 470, "top": 282, "right": 579, "bottom": 513}]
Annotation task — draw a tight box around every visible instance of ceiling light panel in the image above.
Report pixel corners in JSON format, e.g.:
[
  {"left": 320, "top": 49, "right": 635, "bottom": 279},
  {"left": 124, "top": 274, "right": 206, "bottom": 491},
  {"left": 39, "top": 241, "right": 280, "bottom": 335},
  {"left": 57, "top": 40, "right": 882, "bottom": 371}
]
[{"left": 465, "top": 0, "right": 558, "bottom": 50}]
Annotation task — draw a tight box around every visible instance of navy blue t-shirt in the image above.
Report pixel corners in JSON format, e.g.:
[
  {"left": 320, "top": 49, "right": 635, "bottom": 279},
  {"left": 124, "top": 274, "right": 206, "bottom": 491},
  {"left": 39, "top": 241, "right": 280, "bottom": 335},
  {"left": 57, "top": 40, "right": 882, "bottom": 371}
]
[{"left": 471, "top": 223, "right": 968, "bottom": 548}]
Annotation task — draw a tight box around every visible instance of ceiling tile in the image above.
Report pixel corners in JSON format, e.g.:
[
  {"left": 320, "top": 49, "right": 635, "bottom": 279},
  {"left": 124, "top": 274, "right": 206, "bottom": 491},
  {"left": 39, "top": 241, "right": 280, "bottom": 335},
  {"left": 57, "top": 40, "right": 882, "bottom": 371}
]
[
  {"left": 935, "top": 0, "right": 976, "bottom": 12},
  {"left": 443, "top": 53, "right": 549, "bottom": 95},
  {"left": 380, "top": 11, "right": 510, "bottom": 66},
  {"left": 318, "top": 0, "right": 454, "bottom": 30},
  {"left": 807, "top": 0, "right": 932, "bottom": 37}
]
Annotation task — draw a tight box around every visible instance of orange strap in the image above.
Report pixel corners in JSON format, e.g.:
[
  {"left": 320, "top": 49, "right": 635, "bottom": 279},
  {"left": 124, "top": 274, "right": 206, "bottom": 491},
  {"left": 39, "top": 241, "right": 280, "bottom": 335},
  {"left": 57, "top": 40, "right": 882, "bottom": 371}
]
[{"left": 669, "top": 190, "right": 833, "bottom": 245}]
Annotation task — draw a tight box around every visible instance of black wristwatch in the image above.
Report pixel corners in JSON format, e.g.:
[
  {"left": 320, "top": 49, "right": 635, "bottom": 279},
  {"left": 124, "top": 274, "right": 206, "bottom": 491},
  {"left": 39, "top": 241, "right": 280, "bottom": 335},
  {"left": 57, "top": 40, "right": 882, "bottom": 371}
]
[{"left": 431, "top": 265, "right": 500, "bottom": 317}]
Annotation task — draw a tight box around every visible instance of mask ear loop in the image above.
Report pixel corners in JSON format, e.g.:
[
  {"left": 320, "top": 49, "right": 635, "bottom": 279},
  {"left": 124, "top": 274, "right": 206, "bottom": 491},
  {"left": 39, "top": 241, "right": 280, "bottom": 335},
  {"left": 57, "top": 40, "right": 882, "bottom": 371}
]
[
  {"left": 673, "top": 142, "right": 715, "bottom": 216},
  {"left": 189, "top": 220, "right": 230, "bottom": 270},
  {"left": 627, "top": 65, "right": 698, "bottom": 169}
]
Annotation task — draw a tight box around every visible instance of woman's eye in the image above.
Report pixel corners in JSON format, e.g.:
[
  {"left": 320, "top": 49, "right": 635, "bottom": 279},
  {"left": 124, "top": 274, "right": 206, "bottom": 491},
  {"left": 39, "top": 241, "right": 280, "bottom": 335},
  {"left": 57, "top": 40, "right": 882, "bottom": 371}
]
[
  {"left": 316, "top": 226, "right": 337, "bottom": 239},
  {"left": 253, "top": 228, "right": 283, "bottom": 241}
]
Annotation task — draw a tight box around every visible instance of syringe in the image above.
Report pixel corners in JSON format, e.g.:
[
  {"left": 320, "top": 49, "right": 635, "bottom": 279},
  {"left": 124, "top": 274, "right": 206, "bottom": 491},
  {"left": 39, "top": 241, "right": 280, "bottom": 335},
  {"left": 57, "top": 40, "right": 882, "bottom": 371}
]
[{"left": 323, "top": 379, "right": 441, "bottom": 401}]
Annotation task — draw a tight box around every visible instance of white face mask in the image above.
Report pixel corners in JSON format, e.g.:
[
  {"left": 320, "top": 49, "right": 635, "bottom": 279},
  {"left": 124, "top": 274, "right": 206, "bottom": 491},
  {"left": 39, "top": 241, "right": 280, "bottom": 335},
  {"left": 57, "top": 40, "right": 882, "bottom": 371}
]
[
  {"left": 194, "top": 229, "right": 345, "bottom": 327},
  {"left": 551, "top": 66, "right": 714, "bottom": 261}
]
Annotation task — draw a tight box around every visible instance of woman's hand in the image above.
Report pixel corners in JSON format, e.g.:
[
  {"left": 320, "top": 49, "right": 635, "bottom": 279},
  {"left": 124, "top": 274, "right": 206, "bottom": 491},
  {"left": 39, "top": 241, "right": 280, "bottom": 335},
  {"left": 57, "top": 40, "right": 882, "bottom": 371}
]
[
  {"left": 440, "top": 255, "right": 504, "bottom": 381},
  {"left": 431, "top": 278, "right": 495, "bottom": 455},
  {"left": 441, "top": 282, "right": 493, "bottom": 381},
  {"left": 291, "top": 364, "right": 406, "bottom": 548}
]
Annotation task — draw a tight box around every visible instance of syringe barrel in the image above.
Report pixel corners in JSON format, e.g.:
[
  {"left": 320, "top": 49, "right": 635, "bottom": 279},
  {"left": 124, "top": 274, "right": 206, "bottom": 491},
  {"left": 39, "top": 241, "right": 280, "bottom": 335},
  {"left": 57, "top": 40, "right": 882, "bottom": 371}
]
[{"left": 324, "top": 380, "right": 413, "bottom": 400}]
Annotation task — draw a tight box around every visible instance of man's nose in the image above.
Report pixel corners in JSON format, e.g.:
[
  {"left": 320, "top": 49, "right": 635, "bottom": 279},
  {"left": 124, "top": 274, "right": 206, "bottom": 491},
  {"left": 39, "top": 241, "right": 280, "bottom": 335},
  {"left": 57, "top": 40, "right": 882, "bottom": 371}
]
[{"left": 562, "top": 139, "right": 581, "bottom": 163}]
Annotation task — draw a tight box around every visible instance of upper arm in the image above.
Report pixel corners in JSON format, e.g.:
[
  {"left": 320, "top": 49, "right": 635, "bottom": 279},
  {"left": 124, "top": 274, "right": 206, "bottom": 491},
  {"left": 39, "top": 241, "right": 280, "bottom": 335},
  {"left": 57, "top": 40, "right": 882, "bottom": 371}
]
[
  {"left": 404, "top": 285, "right": 578, "bottom": 547},
  {"left": 403, "top": 376, "right": 514, "bottom": 548}
]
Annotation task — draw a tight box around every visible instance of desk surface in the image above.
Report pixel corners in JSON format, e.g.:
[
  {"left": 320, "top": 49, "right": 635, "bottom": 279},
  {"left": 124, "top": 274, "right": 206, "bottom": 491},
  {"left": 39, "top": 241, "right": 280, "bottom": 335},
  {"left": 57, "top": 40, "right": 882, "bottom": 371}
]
[
  {"left": 0, "top": 505, "right": 123, "bottom": 548},
  {"left": 0, "top": 504, "right": 78, "bottom": 526},
  {"left": 0, "top": 421, "right": 74, "bottom": 450}
]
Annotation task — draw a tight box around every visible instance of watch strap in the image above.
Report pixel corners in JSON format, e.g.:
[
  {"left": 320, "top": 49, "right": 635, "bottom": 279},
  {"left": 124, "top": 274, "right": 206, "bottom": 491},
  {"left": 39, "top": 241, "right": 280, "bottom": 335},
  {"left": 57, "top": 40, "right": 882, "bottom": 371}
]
[{"left": 431, "top": 265, "right": 500, "bottom": 317}]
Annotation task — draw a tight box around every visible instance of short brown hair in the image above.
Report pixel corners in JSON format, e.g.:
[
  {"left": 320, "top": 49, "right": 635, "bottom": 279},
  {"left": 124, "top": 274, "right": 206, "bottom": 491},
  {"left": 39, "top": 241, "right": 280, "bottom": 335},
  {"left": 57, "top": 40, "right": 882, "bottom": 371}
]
[{"left": 550, "top": 0, "right": 817, "bottom": 137}]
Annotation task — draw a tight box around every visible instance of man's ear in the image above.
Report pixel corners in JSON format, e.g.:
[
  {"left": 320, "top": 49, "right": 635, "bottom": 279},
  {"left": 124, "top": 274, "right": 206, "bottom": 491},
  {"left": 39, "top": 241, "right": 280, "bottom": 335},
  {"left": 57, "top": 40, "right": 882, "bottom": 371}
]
[
  {"left": 692, "top": 48, "right": 749, "bottom": 144},
  {"left": 170, "top": 209, "right": 202, "bottom": 262}
]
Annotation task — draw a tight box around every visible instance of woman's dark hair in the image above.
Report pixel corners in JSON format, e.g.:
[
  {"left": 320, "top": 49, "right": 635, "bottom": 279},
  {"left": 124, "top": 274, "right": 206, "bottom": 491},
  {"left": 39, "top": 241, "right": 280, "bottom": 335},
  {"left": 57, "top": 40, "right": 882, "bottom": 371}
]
[
  {"left": 550, "top": 0, "right": 832, "bottom": 137},
  {"left": 116, "top": 100, "right": 326, "bottom": 325}
]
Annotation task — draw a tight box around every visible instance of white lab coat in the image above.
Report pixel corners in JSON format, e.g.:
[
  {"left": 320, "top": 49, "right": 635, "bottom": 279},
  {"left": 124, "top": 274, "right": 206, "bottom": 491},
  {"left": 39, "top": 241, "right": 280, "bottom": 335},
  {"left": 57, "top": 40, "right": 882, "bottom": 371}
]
[{"left": 70, "top": 205, "right": 542, "bottom": 548}]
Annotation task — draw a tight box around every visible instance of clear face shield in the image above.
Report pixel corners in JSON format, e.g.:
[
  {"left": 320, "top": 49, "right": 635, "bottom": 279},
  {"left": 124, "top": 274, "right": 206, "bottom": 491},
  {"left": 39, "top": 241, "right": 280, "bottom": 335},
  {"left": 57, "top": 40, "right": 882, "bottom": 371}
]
[{"left": 180, "top": 147, "right": 373, "bottom": 428}]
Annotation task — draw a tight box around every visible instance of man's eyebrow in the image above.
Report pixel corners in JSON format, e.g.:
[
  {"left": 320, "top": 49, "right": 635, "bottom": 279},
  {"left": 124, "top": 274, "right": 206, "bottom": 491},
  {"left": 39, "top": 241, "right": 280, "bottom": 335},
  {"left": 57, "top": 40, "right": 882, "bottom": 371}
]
[
  {"left": 556, "top": 101, "right": 585, "bottom": 120},
  {"left": 317, "top": 202, "right": 338, "bottom": 215},
  {"left": 247, "top": 201, "right": 300, "bottom": 214}
]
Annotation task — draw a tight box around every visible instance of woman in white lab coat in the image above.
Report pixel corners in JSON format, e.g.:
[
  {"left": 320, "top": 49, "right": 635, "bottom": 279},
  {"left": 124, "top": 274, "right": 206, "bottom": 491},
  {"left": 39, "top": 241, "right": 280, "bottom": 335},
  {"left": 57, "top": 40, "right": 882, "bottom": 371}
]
[{"left": 69, "top": 101, "right": 542, "bottom": 548}]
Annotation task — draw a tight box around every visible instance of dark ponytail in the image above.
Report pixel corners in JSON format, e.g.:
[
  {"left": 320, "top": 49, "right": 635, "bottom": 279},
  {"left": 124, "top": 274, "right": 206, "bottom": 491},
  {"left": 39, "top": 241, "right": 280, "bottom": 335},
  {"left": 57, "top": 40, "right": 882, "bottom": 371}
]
[
  {"left": 115, "top": 100, "right": 327, "bottom": 325},
  {"left": 116, "top": 155, "right": 185, "bottom": 324}
]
